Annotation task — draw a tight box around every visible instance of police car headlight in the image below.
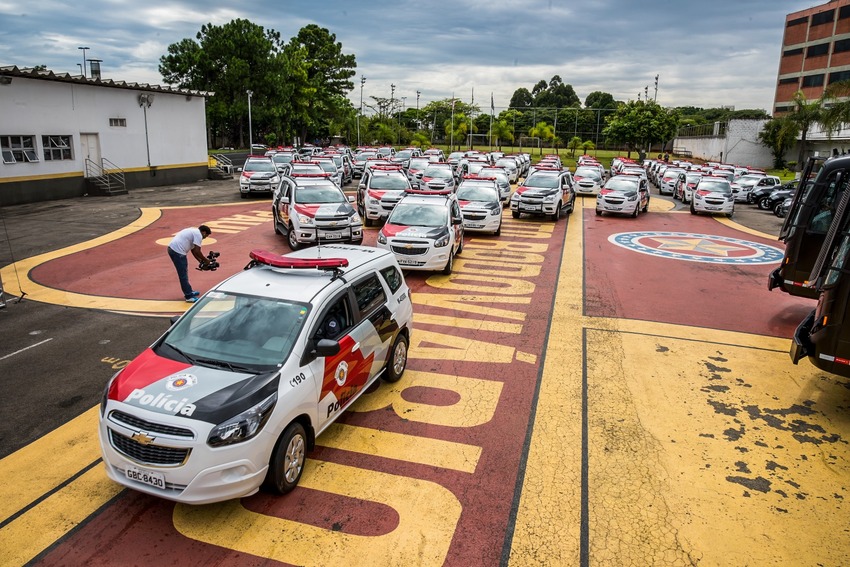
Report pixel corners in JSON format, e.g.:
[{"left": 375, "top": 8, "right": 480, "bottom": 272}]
[
  {"left": 100, "top": 370, "right": 122, "bottom": 416},
  {"left": 542, "top": 195, "right": 556, "bottom": 203},
  {"left": 491, "top": 208, "right": 501, "bottom": 216},
  {"left": 367, "top": 196, "right": 380, "bottom": 206},
  {"left": 351, "top": 212, "right": 362, "bottom": 224},
  {"left": 434, "top": 234, "right": 450, "bottom": 248},
  {"left": 208, "top": 392, "right": 277, "bottom": 447},
  {"left": 510, "top": 193, "right": 519, "bottom": 202},
  {"left": 377, "top": 232, "right": 387, "bottom": 244},
  {"left": 271, "top": 175, "right": 280, "bottom": 184},
  {"left": 297, "top": 214, "right": 315, "bottom": 226}
]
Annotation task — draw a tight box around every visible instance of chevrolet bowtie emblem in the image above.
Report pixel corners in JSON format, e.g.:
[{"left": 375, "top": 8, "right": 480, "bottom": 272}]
[
  {"left": 132, "top": 432, "right": 156, "bottom": 446},
  {"left": 405, "top": 244, "right": 413, "bottom": 249}
]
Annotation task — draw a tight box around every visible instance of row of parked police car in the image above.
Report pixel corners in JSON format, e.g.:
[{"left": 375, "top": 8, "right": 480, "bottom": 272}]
[{"left": 635, "top": 156, "right": 798, "bottom": 218}]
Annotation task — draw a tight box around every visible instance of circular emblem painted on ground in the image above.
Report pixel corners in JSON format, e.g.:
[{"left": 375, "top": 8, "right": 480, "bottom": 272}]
[{"left": 608, "top": 231, "right": 785, "bottom": 265}]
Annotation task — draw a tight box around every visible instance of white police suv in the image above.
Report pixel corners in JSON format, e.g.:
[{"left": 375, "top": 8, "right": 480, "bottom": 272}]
[
  {"left": 376, "top": 187, "right": 464, "bottom": 274},
  {"left": 99, "top": 245, "right": 413, "bottom": 504}
]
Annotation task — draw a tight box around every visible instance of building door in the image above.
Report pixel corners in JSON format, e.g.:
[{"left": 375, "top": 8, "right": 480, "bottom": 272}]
[{"left": 79, "top": 133, "right": 101, "bottom": 177}]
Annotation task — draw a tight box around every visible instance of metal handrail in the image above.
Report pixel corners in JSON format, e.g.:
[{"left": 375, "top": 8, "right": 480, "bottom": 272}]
[
  {"left": 211, "top": 153, "right": 233, "bottom": 174},
  {"left": 84, "top": 157, "right": 126, "bottom": 193}
]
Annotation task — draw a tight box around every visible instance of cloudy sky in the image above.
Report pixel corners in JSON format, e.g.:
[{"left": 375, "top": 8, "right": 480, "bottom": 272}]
[{"left": 0, "top": 0, "right": 807, "bottom": 112}]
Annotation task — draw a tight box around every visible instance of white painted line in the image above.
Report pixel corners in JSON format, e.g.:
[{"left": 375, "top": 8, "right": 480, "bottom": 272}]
[{"left": 0, "top": 338, "right": 53, "bottom": 361}]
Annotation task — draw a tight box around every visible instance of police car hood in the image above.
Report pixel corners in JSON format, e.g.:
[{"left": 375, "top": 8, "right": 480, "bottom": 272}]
[
  {"left": 459, "top": 200, "right": 500, "bottom": 213},
  {"left": 515, "top": 185, "right": 557, "bottom": 197},
  {"left": 382, "top": 223, "right": 448, "bottom": 239},
  {"left": 294, "top": 203, "right": 352, "bottom": 218},
  {"left": 246, "top": 171, "right": 276, "bottom": 180},
  {"left": 107, "top": 348, "right": 279, "bottom": 424}
]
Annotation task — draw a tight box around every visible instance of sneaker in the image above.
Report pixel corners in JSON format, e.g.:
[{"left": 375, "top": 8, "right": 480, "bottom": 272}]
[
  {"left": 185, "top": 297, "right": 198, "bottom": 303},
  {"left": 190, "top": 290, "right": 200, "bottom": 297}
]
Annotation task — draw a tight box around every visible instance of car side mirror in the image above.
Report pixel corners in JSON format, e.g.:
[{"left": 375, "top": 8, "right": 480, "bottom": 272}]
[
  {"left": 301, "top": 338, "right": 341, "bottom": 365},
  {"left": 236, "top": 167, "right": 243, "bottom": 172},
  {"left": 281, "top": 196, "right": 290, "bottom": 204},
  {"left": 452, "top": 217, "right": 463, "bottom": 225},
  {"left": 348, "top": 195, "right": 355, "bottom": 202},
  {"left": 169, "top": 315, "right": 181, "bottom": 326}
]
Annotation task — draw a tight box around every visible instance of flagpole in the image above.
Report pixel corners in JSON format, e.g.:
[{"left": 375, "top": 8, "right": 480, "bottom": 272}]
[
  {"left": 450, "top": 92, "right": 455, "bottom": 151},
  {"left": 489, "top": 92, "right": 494, "bottom": 152},
  {"left": 470, "top": 88, "right": 474, "bottom": 149}
]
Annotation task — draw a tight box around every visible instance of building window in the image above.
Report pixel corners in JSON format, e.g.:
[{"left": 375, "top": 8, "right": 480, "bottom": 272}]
[
  {"left": 829, "top": 70, "right": 850, "bottom": 84},
  {"left": 802, "top": 74, "right": 825, "bottom": 87},
  {"left": 783, "top": 47, "right": 804, "bottom": 57},
  {"left": 808, "top": 43, "right": 830, "bottom": 57},
  {"left": 779, "top": 77, "right": 799, "bottom": 85},
  {"left": 787, "top": 16, "right": 808, "bottom": 27},
  {"left": 811, "top": 9, "right": 835, "bottom": 26},
  {"left": 1, "top": 135, "right": 39, "bottom": 164},
  {"left": 835, "top": 38, "right": 850, "bottom": 54},
  {"left": 775, "top": 105, "right": 792, "bottom": 113},
  {"left": 109, "top": 118, "right": 127, "bottom": 127},
  {"left": 42, "top": 135, "right": 73, "bottom": 161},
  {"left": 841, "top": 5, "right": 850, "bottom": 20}
]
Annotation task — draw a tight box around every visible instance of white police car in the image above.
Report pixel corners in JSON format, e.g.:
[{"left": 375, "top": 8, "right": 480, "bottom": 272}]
[
  {"left": 99, "top": 245, "right": 413, "bottom": 504},
  {"left": 456, "top": 176, "right": 503, "bottom": 235},
  {"left": 376, "top": 188, "right": 464, "bottom": 274}
]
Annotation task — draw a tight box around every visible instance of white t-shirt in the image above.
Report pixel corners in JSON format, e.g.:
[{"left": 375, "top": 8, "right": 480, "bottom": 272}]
[{"left": 169, "top": 227, "right": 202, "bottom": 256}]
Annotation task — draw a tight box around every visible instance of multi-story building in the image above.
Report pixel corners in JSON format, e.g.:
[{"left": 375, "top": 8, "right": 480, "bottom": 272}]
[{"left": 775, "top": 0, "right": 850, "bottom": 115}]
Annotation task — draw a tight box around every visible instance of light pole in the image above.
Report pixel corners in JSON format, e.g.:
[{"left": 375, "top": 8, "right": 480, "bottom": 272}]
[
  {"left": 77, "top": 63, "right": 83, "bottom": 76},
  {"left": 246, "top": 90, "right": 253, "bottom": 150},
  {"left": 416, "top": 90, "right": 421, "bottom": 131},
  {"left": 77, "top": 46, "right": 89, "bottom": 78},
  {"left": 358, "top": 75, "right": 365, "bottom": 146},
  {"left": 399, "top": 96, "right": 406, "bottom": 145}
]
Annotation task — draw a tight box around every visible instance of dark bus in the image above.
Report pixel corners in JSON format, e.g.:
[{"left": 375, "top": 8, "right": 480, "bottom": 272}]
[
  {"left": 789, "top": 156, "right": 850, "bottom": 377},
  {"left": 768, "top": 155, "right": 836, "bottom": 299}
]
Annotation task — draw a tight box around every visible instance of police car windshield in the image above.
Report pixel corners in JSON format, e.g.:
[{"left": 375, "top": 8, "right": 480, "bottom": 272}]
[
  {"left": 698, "top": 180, "right": 732, "bottom": 195},
  {"left": 272, "top": 154, "right": 295, "bottom": 164},
  {"left": 457, "top": 185, "right": 499, "bottom": 202},
  {"left": 159, "top": 292, "right": 309, "bottom": 371},
  {"left": 295, "top": 185, "right": 346, "bottom": 203},
  {"left": 244, "top": 160, "right": 275, "bottom": 172},
  {"left": 605, "top": 177, "right": 640, "bottom": 191},
  {"left": 574, "top": 167, "right": 601, "bottom": 180},
  {"left": 388, "top": 203, "right": 446, "bottom": 227},
  {"left": 423, "top": 166, "right": 452, "bottom": 177},
  {"left": 316, "top": 161, "right": 338, "bottom": 173},
  {"left": 370, "top": 174, "right": 409, "bottom": 190},
  {"left": 395, "top": 150, "right": 413, "bottom": 159},
  {"left": 524, "top": 173, "right": 561, "bottom": 188},
  {"left": 408, "top": 158, "right": 430, "bottom": 169}
]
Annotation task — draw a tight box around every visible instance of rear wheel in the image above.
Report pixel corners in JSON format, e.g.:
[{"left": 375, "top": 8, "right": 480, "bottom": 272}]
[
  {"left": 263, "top": 422, "right": 307, "bottom": 495},
  {"left": 383, "top": 334, "right": 408, "bottom": 383},
  {"left": 758, "top": 196, "right": 771, "bottom": 210}
]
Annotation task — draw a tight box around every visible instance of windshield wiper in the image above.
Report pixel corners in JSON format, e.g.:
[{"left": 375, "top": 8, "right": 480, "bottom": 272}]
[
  {"left": 194, "top": 357, "right": 257, "bottom": 373},
  {"left": 163, "top": 343, "right": 198, "bottom": 366}
]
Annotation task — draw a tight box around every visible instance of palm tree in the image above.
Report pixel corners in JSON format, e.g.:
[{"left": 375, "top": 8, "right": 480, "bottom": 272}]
[
  {"left": 821, "top": 79, "right": 850, "bottom": 135},
  {"left": 788, "top": 90, "right": 825, "bottom": 171},
  {"left": 489, "top": 119, "right": 513, "bottom": 151},
  {"left": 528, "top": 121, "right": 554, "bottom": 155}
]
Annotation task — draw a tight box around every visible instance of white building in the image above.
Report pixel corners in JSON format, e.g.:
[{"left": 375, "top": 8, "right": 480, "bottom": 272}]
[
  {"left": 0, "top": 66, "right": 212, "bottom": 206},
  {"left": 672, "top": 119, "right": 774, "bottom": 168}
]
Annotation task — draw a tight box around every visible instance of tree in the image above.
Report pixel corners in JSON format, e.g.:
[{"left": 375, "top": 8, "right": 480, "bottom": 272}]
[
  {"left": 603, "top": 100, "right": 679, "bottom": 158},
  {"left": 759, "top": 117, "right": 798, "bottom": 168},
  {"left": 509, "top": 88, "right": 533, "bottom": 109},
  {"left": 567, "top": 136, "right": 583, "bottom": 157},
  {"left": 288, "top": 24, "right": 356, "bottom": 144},
  {"left": 787, "top": 90, "right": 824, "bottom": 171},
  {"left": 534, "top": 76, "right": 580, "bottom": 108},
  {"left": 159, "top": 19, "right": 286, "bottom": 148},
  {"left": 489, "top": 119, "right": 514, "bottom": 151},
  {"left": 821, "top": 79, "right": 850, "bottom": 134},
  {"left": 584, "top": 91, "right": 616, "bottom": 110},
  {"left": 528, "top": 121, "right": 555, "bottom": 153}
]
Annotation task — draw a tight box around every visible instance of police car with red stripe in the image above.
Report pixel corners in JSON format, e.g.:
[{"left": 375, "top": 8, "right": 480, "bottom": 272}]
[
  {"left": 376, "top": 186, "right": 464, "bottom": 274},
  {"left": 99, "top": 245, "right": 412, "bottom": 504}
]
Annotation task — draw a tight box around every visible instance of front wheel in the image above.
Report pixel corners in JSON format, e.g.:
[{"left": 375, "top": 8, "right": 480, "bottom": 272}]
[
  {"left": 383, "top": 334, "right": 408, "bottom": 383},
  {"left": 595, "top": 209, "right": 602, "bottom": 216},
  {"left": 550, "top": 203, "right": 561, "bottom": 222},
  {"left": 263, "top": 422, "right": 307, "bottom": 495},
  {"left": 511, "top": 210, "right": 520, "bottom": 219},
  {"left": 442, "top": 251, "right": 454, "bottom": 275},
  {"left": 631, "top": 204, "right": 639, "bottom": 218},
  {"left": 690, "top": 204, "right": 697, "bottom": 215},
  {"left": 287, "top": 224, "right": 302, "bottom": 250},
  {"left": 758, "top": 196, "right": 771, "bottom": 210}
]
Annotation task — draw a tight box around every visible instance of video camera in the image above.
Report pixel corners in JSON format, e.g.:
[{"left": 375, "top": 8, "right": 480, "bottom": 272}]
[{"left": 198, "top": 251, "right": 221, "bottom": 271}]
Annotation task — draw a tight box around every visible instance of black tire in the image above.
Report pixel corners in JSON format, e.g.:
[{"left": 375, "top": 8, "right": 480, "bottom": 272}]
[
  {"left": 642, "top": 200, "right": 649, "bottom": 213},
  {"left": 494, "top": 222, "right": 501, "bottom": 236},
  {"left": 631, "top": 204, "right": 639, "bottom": 218},
  {"left": 383, "top": 334, "right": 408, "bottom": 383},
  {"left": 240, "top": 193, "right": 248, "bottom": 199},
  {"left": 567, "top": 197, "right": 575, "bottom": 214},
  {"left": 456, "top": 235, "right": 464, "bottom": 254},
  {"left": 774, "top": 204, "right": 786, "bottom": 218},
  {"left": 274, "top": 218, "right": 282, "bottom": 235},
  {"left": 727, "top": 211, "right": 734, "bottom": 218},
  {"left": 550, "top": 203, "right": 561, "bottom": 222},
  {"left": 511, "top": 210, "right": 520, "bottom": 219},
  {"left": 287, "top": 224, "right": 301, "bottom": 250},
  {"left": 690, "top": 204, "right": 697, "bottom": 215},
  {"left": 758, "top": 196, "right": 771, "bottom": 210},
  {"left": 263, "top": 421, "right": 307, "bottom": 495},
  {"left": 595, "top": 209, "right": 602, "bottom": 216},
  {"left": 442, "top": 251, "right": 454, "bottom": 275}
]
